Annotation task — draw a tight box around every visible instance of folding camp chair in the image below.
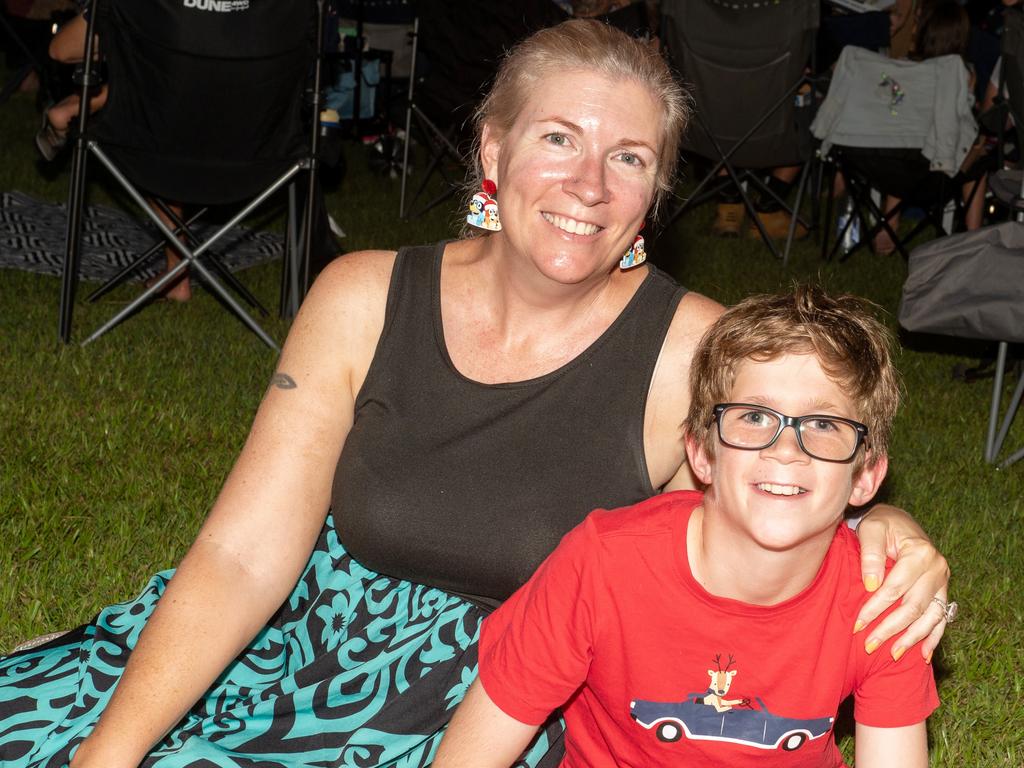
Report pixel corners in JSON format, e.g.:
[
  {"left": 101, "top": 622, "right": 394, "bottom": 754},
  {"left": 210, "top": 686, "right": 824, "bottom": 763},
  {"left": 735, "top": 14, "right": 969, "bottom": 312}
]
[
  {"left": 398, "top": 0, "right": 567, "bottom": 220},
  {"left": 659, "top": 0, "right": 820, "bottom": 264},
  {"left": 900, "top": 223, "right": 1024, "bottom": 468},
  {"left": 812, "top": 46, "right": 979, "bottom": 262},
  {"left": 59, "top": 0, "right": 329, "bottom": 351}
]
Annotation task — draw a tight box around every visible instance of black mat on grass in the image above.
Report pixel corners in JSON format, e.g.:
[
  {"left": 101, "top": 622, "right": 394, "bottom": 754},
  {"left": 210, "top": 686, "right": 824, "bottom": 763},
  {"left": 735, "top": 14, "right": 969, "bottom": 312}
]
[{"left": 0, "top": 191, "right": 282, "bottom": 282}]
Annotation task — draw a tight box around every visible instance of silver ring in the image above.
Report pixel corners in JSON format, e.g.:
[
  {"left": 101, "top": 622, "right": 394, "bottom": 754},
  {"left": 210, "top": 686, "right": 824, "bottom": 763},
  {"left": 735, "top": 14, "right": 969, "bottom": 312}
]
[{"left": 931, "top": 596, "right": 959, "bottom": 624}]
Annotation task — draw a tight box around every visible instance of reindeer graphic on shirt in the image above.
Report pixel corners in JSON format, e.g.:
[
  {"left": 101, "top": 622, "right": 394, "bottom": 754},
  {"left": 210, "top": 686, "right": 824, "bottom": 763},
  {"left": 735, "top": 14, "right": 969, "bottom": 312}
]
[{"left": 703, "top": 654, "right": 751, "bottom": 712}]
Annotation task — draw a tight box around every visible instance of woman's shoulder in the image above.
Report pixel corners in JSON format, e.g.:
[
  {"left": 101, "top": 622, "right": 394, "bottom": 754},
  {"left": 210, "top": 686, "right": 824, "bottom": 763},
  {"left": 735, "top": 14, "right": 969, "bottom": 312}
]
[
  {"left": 641, "top": 286, "right": 724, "bottom": 490},
  {"left": 313, "top": 249, "right": 398, "bottom": 300},
  {"left": 650, "top": 289, "right": 723, "bottom": 406},
  {"left": 281, "top": 250, "right": 399, "bottom": 377},
  {"left": 662, "top": 289, "right": 724, "bottom": 366}
]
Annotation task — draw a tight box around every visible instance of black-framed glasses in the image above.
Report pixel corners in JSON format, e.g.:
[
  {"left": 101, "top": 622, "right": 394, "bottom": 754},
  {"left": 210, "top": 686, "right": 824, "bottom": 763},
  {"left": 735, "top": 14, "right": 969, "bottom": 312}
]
[{"left": 712, "top": 403, "right": 868, "bottom": 463}]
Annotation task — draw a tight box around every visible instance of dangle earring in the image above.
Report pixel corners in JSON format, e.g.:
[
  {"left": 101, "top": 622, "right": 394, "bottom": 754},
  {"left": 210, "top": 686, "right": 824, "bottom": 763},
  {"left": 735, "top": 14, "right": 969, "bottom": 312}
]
[
  {"left": 619, "top": 222, "right": 646, "bottom": 269},
  {"left": 466, "top": 179, "right": 502, "bottom": 232}
]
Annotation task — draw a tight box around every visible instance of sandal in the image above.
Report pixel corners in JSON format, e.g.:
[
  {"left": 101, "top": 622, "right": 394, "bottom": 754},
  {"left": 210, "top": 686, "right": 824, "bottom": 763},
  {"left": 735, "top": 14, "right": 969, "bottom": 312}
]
[{"left": 34, "top": 109, "right": 68, "bottom": 162}]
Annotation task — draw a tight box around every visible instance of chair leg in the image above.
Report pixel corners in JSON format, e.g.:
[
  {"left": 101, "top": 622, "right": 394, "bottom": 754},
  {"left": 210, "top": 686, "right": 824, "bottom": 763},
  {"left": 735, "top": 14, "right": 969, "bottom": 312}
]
[
  {"left": 83, "top": 144, "right": 294, "bottom": 352},
  {"left": 987, "top": 341, "right": 1024, "bottom": 466},
  {"left": 59, "top": 138, "right": 91, "bottom": 343},
  {"left": 155, "top": 201, "right": 269, "bottom": 316},
  {"left": 820, "top": 161, "right": 836, "bottom": 262},
  {"left": 399, "top": 17, "right": 420, "bottom": 218},
  {"left": 782, "top": 159, "right": 813, "bottom": 266},
  {"left": 695, "top": 118, "right": 782, "bottom": 261},
  {"left": 86, "top": 208, "right": 207, "bottom": 303},
  {"left": 402, "top": 107, "right": 462, "bottom": 220},
  {"left": 279, "top": 181, "right": 302, "bottom": 319}
]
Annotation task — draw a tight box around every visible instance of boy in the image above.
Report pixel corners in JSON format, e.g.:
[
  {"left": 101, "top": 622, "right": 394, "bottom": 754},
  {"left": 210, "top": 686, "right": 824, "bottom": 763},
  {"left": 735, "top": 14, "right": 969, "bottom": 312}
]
[{"left": 434, "top": 286, "right": 939, "bottom": 767}]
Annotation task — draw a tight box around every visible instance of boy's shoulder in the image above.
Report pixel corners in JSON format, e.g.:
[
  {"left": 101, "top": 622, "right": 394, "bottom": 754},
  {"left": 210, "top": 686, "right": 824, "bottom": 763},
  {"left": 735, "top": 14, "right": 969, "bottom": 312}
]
[{"left": 585, "top": 489, "right": 703, "bottom": 540}]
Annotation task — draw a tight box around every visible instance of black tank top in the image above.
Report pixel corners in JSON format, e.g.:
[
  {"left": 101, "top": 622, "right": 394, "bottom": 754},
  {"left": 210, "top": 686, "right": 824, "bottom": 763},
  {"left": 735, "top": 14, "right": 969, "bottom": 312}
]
[{"left": 332, "top": 242, "right": 687, "bottom": 608}]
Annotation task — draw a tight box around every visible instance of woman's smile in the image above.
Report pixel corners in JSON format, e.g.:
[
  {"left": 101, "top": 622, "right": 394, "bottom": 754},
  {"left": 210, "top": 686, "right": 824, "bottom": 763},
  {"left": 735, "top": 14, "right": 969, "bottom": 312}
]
[{"left": 540, "top": 212, "right": 604, "bottom": 237}]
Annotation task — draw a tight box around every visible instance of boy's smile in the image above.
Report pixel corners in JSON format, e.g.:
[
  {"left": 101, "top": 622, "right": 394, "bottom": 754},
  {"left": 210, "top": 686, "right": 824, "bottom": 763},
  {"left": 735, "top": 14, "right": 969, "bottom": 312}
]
[{"left": 687, "top": 353, "right": 887, "bottom": 604}]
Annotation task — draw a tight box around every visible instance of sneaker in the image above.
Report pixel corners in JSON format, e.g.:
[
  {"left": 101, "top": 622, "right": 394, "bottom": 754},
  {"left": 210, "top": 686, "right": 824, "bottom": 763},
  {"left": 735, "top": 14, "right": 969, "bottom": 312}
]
[
  {"left": 711, "top": 202, "right": 744, "bottom": 237},
  {"left": 748, "top": 209, "right": 809, "bottom": 241},
  {"left": 34, "top": 110, "right": 68, "bottom": 162}
]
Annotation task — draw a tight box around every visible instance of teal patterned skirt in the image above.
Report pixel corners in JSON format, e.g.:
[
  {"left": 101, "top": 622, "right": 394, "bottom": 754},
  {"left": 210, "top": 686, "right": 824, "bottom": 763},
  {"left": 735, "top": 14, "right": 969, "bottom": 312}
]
[{"left": 0, "top": 512, "right": 563, "bottom": 767}]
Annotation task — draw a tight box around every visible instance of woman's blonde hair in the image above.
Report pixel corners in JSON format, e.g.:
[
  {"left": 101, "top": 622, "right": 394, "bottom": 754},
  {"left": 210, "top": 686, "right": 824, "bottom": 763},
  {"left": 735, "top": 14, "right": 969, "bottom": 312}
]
[
  {"left": 469, "top": 19, "right": 690, "bottom": 221},
  {"left": 685, "top": 285, "right": 902, "bottom": 468}
]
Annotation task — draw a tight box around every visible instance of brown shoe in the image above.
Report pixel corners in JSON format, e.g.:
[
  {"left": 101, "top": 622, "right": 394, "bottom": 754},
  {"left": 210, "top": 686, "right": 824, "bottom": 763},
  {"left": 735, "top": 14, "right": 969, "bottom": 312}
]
[
  {"left": 748, "top": 209, "right": 809, "bottom": 241},
  {"left": 712, "top": 202, "right": 744, "bottom": 237}
]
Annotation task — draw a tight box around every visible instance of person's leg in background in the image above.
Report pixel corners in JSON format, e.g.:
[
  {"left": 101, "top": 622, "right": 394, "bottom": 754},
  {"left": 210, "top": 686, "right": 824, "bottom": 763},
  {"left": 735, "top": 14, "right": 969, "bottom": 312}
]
[
  {"left": 146, "top": 202, "right": 191, "bottom": 303},
  {"left": 749, "top": 165, "right": 809, "bottom": 240}
]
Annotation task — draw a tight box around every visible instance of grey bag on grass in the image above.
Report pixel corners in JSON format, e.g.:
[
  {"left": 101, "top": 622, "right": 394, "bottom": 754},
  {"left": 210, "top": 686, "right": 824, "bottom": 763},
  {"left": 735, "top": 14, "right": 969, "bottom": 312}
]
[{"left": 899, "top": 223, "right": 1024, "bottom": 343}]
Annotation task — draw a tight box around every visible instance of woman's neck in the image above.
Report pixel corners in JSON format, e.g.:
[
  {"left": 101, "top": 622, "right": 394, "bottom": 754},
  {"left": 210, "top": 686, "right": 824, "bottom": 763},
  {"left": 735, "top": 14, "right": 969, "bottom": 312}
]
[{"left": 441, "top": 237, "right": 645, "bottom": 383}]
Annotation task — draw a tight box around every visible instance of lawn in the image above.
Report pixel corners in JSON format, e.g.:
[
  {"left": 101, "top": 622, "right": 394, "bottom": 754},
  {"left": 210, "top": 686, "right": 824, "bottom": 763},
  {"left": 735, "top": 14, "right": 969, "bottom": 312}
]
[{"left": 1, "top": 84, "right": 1022, "bottom": 766}]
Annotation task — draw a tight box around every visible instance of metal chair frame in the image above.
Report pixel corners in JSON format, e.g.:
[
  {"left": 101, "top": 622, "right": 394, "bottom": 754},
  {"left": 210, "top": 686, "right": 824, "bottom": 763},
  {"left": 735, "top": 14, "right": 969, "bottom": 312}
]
[
  {"left": 58, "top": 0, "right": 327, "bottom": 351},
  {"left": 398, "top": 16, "right": 465, "bottom": 220}
]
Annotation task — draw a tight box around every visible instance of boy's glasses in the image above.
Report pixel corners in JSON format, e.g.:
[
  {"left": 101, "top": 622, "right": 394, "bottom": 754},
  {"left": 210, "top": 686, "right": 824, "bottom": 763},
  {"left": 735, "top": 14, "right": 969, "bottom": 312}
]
[{"left": 712, "top": 403, "right": 868, "bottom": 463}]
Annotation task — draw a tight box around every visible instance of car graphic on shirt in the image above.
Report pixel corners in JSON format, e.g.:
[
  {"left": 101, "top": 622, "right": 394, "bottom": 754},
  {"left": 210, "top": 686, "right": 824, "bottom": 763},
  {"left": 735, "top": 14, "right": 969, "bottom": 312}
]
[{"left": 630, "top": 694, "right": 835, "bottom": 752}]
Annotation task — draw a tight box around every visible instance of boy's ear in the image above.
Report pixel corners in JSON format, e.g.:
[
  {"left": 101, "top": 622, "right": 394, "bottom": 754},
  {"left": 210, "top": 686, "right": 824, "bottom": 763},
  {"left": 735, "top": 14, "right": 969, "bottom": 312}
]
[
  {"left": 480, "top": 122, "right": 502, "bottom": 185},
  {"left": 848, "top": 452, "right": 888, "bottom": 508},
  {"left": 685, "top": 431, "right": 714, "bottom": 486}
]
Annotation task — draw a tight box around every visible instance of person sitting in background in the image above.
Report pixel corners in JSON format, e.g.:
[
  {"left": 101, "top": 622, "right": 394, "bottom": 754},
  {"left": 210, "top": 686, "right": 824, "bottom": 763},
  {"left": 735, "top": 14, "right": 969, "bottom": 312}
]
[
  {"left": 873, "top": 0, "right": 990, "bottom": 254},
  {"left": 435, "top": 286, "right": 942, "bottom": 768},
  {"left": 0, "top": 20, "right": 949, "bottom": 768},
  {"left": 36, "top": 4, "right": 191, "bottom": 301},
  {"left": 34, "top": 5, "right": 106, "bottom": 161}
]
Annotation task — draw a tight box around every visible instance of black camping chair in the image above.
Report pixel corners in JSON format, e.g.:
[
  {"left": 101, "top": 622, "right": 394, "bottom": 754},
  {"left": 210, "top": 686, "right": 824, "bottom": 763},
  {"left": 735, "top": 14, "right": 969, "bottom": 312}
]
[
  {"left": 659, "top": 0, "right": 820, "bottom": 264},
  {"left": 59, "top": 0, "right": 330, "bottom": 351},
  {"left": 398, "top": 0, "right": 568, "bottom": 220},
  {"left": 812, "top": 46, "right": 979, "bottom": 262}
]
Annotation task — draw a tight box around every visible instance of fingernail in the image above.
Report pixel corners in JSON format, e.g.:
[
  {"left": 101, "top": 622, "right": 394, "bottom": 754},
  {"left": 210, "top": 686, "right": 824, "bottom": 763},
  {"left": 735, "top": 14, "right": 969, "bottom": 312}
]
[
  {"left": 924, "top": 651, "right": 933, "bottom": 665},
  {"left": 853, "top": 619, "right": 865, "bottom": 633},
  {"left": 865, "top": 637, "right": 880, "bottom": 654},
  {"left": 864, "top": 574, "right": 880, "bottom": 592},
  {"left": 891, "top": 646, "right": 905, "bottom": 662}
]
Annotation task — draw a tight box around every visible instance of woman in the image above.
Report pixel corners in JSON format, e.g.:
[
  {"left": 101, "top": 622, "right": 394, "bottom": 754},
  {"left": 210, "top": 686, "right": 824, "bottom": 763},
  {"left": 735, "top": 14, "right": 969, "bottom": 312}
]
[{"left": 0, "top": 20, "right": 949, "bottom": 768}]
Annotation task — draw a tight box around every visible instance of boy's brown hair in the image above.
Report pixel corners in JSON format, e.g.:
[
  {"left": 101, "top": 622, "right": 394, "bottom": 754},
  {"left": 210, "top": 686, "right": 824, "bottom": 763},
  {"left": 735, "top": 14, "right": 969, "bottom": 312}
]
[{"left": 685, "top": 284, "right": 901, "bottom": 467}]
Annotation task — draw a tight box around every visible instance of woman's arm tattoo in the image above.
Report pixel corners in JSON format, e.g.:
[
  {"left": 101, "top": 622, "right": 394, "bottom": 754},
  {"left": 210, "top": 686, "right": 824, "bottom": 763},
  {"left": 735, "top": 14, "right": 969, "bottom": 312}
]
[{"left": 270, "top": 372, "right": 297, "bottom": 390}]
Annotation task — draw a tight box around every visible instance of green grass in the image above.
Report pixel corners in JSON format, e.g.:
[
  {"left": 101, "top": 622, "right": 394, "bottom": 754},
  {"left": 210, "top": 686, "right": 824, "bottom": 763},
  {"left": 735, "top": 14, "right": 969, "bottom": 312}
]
[{"left": 1, "top": 85, "right": 1023, "bottom": 765}]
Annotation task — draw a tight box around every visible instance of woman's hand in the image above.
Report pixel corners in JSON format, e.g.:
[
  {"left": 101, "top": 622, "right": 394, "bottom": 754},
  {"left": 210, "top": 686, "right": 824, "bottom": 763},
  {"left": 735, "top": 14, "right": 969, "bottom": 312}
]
[{"left": 853, "top": 504, "right": 951, "bottom": 662}]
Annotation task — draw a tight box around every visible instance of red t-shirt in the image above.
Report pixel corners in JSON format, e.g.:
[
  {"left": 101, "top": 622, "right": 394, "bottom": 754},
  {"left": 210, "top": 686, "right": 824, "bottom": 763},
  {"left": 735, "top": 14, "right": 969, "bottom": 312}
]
[{"left": 479, "top": 490, "right": 939, "bottom": 767}]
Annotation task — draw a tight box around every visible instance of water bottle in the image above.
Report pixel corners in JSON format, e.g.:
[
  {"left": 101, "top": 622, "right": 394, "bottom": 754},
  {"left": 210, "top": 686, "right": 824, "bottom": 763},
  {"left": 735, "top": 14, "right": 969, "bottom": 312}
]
[{"left": 836, "top": 198, "right": 860, "bottom": 254}]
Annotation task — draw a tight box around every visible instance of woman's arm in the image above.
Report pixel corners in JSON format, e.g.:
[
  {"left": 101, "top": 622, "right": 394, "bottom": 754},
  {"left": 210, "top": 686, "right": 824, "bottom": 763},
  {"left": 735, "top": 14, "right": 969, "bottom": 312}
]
[
  {"left": 855, "top": 721, "right": 928, "bottom": 768},
  {"left": 433, "top": 680, "right": 540, "bottom": 768},
  {"left": 49, "top": 14, "right": 91, "bottom": 64},
  {"left": 69, "top": 251, "right": 395, "bottom": 768}
]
